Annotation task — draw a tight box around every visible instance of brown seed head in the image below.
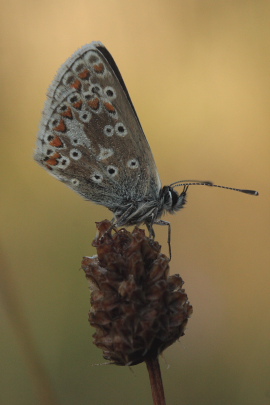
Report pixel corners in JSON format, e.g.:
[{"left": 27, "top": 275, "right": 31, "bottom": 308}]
[{"left": 82, "top": 220, "right": 193, "bottom": 366}]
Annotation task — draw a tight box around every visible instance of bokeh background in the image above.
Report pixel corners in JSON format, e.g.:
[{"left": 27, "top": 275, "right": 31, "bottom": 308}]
[{"left": 1, "top": 1, "right": 269, "bottom": 404}]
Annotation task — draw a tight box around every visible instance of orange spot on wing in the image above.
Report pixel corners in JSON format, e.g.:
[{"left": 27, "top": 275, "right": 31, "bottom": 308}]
[
  {"left": 88, "top": 97, "right": 100, "bottom": 110},
  {"left": 73, "top": 100, "right": 82, "bottom": 109},
  {"left": 54, "top": 119, "right": 66, "bottom": 132},
  {"left": 61, "top": 107, "right": 73, "bottom": 119},
  {"left": 71, "top": 79, "right": 82, "bottom": 90},
  {"left": 79, "top": 69, "right": 90, "bottom": 79},
  {"left": 45, "top": 152, "right": 61, "bottom": 166},
  {"left": 94, "top": 63, "right": 104, "bottom": 73},
  {"left": 104, "top": 102, "right": 116, "bottom": 113},
  {"left": 49, "top": 136, "right": 63, "bottom": 148}
]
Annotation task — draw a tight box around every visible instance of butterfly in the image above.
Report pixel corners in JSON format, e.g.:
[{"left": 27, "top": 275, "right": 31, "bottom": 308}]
[{"left": 34, "top": 42, "right": 258, "bottom": 256}]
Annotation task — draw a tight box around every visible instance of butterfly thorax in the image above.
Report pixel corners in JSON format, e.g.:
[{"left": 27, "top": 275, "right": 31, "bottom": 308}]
[{"left": 112, "top": 186, "right": 187, "bottom": 228}]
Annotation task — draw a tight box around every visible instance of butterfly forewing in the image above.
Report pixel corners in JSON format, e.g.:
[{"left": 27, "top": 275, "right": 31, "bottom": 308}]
[{"left": 35, "top": 42, "right": 161, "bottom": 210}]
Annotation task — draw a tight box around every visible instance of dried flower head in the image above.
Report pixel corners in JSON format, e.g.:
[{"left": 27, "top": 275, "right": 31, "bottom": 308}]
[{"left": 82, "top": 220, "right": 193, "bottom": 366}]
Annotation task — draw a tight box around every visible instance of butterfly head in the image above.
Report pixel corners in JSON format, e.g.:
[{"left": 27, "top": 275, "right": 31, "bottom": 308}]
[{"left": 161, "top": 185, "right": 188, "bottom": 215}]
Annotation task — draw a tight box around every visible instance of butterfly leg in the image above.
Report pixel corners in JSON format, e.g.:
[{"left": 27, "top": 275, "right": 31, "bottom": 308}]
[
  {"left": 153, "top": 219, "right": 172, "bottom": 260},
  {"left": 112, "top": 204, "right": 136, "bottom": 228},
  {"left": 146, "top": 221, "right": 156, "bottom": 239}
]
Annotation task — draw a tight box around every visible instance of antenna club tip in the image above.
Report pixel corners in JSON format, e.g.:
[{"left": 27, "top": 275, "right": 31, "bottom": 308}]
[{"left": 242, "top": 189, "right": 259, "bottom": 196}]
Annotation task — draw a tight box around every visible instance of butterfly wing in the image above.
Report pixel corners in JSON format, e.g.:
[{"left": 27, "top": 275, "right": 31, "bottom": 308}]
[{"left": 35, "top": 42, "right": 162, "bottom": 211}]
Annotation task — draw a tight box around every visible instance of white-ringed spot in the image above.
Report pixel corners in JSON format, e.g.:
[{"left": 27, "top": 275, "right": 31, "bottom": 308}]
[
  {"left": 127, "top": 159, "right": 139, "bottom": 169},
  {"left": 57, "top": 155, "right": 70, "bottom": 169},
  {"left": 83, "top": 91, "right": 92, "bottom": 101},
  {"left": 67, "top": 93, "right": 80, "bottom": 104},
  {"left": 107, "top": 165, "right": 118, "bottom": 177},
  {"left": 115, "top": 122, "right": 128, "bottom": 137},
  {"left": 71, "top": 137, "right": 79, "bottom": 146},
  {"left": 103, "top": 125, "right": 114, "bottom": 137},
  {"left": 89, "top": 83, "right": 103, "bottom": 95},
  {"left": 104, "top": 86, "right": 116, "bottom": 100},
  {"left": 79, "top": 110, "right": 92, "bottom": 123},
  {"left": 45, "top": 134, "right": 54, "bottom": 143},
  {"left": 91, "top": 172, "right": 103, "bottom": 184},
  {"left": 70, "top": 149, "right": 82, "bottom": 160},
  {"left": 71, "top": 178, "right": 80, "bottom": 187},
  {"left": 57, "top": 102, "right": 69, "bottom": 114},
  {"left": 48, "top": 115, "right": 61, "bottom": 130}
]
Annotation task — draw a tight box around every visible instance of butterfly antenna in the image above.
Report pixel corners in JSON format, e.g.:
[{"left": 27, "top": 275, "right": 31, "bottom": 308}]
[
  {"left": 170, "top": 180, "right": 213, "bottom": 187},
  {"left": 207, "top": 184, "right": 258, "bottom": 196},
  {"left": 170, "top": 180, "right": 259, "bottom": 196}
]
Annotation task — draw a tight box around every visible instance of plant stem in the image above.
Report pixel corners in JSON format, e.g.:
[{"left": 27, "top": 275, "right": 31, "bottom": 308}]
[{"left": 146, "top": 356, "right": 166, "bottom": 405}]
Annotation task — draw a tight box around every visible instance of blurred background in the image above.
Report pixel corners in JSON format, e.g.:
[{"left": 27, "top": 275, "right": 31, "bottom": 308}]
[{"left": 1, "top": 1, "right": 269, "bottom": 404}]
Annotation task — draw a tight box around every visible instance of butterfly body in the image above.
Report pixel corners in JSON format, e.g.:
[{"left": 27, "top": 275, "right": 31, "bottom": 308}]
[{"left": 112, "top": 186, "right": 187, "bottom": 228}]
